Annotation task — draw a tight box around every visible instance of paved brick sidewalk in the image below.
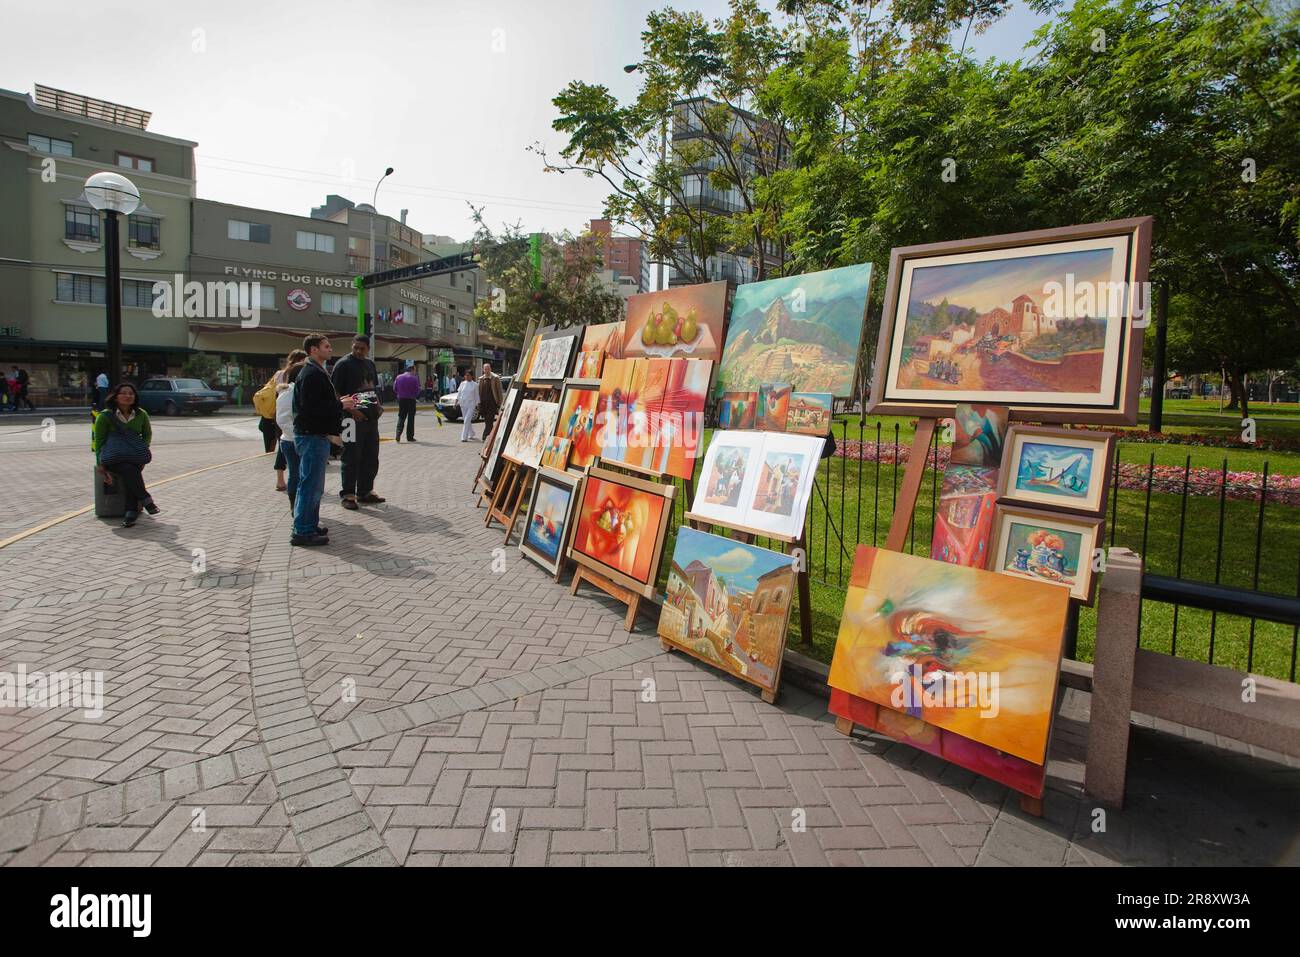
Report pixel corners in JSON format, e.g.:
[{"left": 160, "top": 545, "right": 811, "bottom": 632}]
[{"left": 1, "top": 416, "right": 1297, "bottom": 866}]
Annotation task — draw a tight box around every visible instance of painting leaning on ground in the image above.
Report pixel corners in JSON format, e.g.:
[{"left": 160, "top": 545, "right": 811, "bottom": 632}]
[{"left": 659, "top": 526, "right": 796, "bottom": 692}]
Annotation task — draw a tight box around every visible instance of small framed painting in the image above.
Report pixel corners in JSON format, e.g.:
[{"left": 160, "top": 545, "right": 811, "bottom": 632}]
[
  {"left": 988, "top": 505, "right": 1105, "bottom": 604},
  {"left": 785, "top": 392, "right": 833, "bottom": 436},
  {"left": 998, "top": 425, "right": 1115, "bottom": 516},
  {"left": 528, "top": 326, "right": 584, "bottom": 388},
  {"left": 555, "top": 378, "right": 601, "bottom": 469},
  {"left": 719, "top": 391, "right": 757, "bottom": 430},
  {"left": 519, "top": 467, "right": 584, "bottom": 579},
  {"left": 540, "top": 436, "right": 571, "bottom": 470},
  {"left": 757, "top": 382, "right": 791, "bottom": 432}
]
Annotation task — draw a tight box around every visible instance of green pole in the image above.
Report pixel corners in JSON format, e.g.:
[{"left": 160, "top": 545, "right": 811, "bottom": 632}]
[{"left": 353, "top": 276, "right": 366, "bottom": 336}]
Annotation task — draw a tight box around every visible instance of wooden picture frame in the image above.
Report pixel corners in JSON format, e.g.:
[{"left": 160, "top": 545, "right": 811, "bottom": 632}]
[
  {"left": 997, "top": 425, "right": 1116, "bottom": 516},
  {"left": 526, "top": 325, "right": 584, "bottom": 389},
  {"left": 483, "top": 386, "right": 524, "bottom": 488},
  {"left": 987, "top": 504, "right": 1105, "bottom": 604},
  {"left": 518, "top": 466, "right": 584, "bottom": 579},
  {"left": 868, "top": 217, "right": 1153, "bottom": 425},
  {"left": 569, "top": 465, "right": 676, "bottom": 599},
  {"left": 501, "top": 399, "right": 560, "bottom": 470},
  {"left": 658, "top": 526, "right": 798, "bottom": 696}
]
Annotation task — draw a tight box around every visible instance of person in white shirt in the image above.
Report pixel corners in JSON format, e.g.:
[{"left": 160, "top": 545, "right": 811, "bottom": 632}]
[
  {"left": 275, "top": 361, "right": 320, "bottom": 534},
  {"left": 94, "top": 371, "right": 110, "bottom": 410},
  {"left": 456, "top": 370, "right": 480, "bottom": 442}
]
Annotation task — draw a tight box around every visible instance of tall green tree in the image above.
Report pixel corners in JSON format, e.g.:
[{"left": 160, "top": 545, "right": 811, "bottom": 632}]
[{"left": 470, "top": 213, "right": 625, "bottom": 343}]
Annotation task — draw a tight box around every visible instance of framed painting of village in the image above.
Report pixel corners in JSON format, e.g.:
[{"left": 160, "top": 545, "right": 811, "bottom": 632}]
[{"left": 868, "top": 217, "right": 1153, "bottom": 424}]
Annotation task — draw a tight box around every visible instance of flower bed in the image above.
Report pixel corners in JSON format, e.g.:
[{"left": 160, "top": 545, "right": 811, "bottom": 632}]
[
  {"left": 1075, "top": 428, "right": 1300, "bottom": 453},
  {"left": 832, "top": 440, "right": 1300, "bottom": 505}
]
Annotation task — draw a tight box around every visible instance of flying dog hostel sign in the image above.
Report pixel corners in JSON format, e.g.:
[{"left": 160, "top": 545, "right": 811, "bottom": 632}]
[{"left": 221, "top": 265, "right": 355, "bottom": 289}]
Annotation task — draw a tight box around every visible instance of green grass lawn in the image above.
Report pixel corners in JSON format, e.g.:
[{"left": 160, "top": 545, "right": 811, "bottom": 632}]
[{"left": 652, "top": 418, "right": 1300, "bottom": 683}]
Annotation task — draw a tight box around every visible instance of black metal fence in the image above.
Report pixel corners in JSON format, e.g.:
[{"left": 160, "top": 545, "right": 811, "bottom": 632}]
[{"left": 663, "top": 419, "right": 1300, "bottom": 682}]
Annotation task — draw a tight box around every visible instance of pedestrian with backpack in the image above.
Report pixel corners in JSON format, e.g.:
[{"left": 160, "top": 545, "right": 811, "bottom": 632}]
[{"left": 254, "top": 349, "right": 306, "bottom": 491}]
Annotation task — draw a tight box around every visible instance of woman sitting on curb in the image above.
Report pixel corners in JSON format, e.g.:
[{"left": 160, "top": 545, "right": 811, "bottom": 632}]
[{"left": 93, "top": 383, "right": 158, "bottom": 528}]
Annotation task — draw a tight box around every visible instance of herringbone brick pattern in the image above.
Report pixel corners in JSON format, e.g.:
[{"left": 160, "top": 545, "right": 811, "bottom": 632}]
[
  {"left": 0, "top": 768, "right": 304, "bottom": 867},
  {"left": 339, "top": 656, "right": 1000, "bottom": 866}
]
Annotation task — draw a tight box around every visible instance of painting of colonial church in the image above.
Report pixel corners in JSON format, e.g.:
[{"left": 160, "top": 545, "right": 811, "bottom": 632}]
[
  {"left": 657, "top": 527, "right": 797, "bottom": 693},
  {"left": 716, "top": 263, "right": 872, "bottom": 399},
  {"left": 872, "top": 221, "right": 1152, "bottom": 423}
]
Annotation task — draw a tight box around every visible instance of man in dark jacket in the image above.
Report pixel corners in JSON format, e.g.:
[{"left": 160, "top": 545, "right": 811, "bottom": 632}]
[
  {"left": 292, "top": 334, "right": 356, "bottom": 546},
  {"left": 330, "top": 335, "right": 384, "bottom": 509}
]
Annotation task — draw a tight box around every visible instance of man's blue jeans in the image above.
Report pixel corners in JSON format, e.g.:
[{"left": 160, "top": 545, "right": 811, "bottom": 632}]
[{"left": 293, "top": 434, "right": 329, "bottom": 537}]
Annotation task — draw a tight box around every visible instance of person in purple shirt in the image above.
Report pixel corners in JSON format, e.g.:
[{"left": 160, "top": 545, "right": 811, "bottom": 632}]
[{"left": 393, "top": 363, "right": 422, "bottom": 442}]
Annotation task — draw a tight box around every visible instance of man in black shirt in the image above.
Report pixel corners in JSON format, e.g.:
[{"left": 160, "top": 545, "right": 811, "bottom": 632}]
[
  {"left": 292, "top": 334, "right": 357, "bottom": 546},
  {"left": 330, "top": 335, "right": 385, "bottom": 509}
]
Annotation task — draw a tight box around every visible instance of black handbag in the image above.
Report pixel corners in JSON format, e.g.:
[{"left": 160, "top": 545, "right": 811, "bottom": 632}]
[{"left": 99, "top": 413, "right": 152, "bottom": 467}]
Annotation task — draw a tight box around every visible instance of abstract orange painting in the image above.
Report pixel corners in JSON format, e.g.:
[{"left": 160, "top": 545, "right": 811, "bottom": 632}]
[
  {"left": 828, "top": 547, "right": 1069, "bottom": 764},
  {"left": 555, "top": 379, "right": 601, "bottom": 469},
  {"left": 570, "top": 469, "right": 672, "bottom": 593}
]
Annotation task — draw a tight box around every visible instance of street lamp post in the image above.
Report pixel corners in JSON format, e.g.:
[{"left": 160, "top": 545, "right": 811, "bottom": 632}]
[
  {"left": 84, "top": 171, "right": 140, "bottom": 386},
  {"left": 625, "top": 63, "right": 669, "bottom": 291},
  {"left": 369, "top": 167, "right": 394, "bottom": 355}
]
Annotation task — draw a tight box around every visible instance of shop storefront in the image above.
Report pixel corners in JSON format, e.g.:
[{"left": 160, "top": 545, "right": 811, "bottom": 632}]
[{"left": 0, "top": 339, "right": 190, "bottom": 406}]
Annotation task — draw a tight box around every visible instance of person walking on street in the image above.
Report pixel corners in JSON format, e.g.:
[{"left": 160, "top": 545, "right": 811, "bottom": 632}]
[
  {"left": 93, "top": 383, "right": 158, "bottom": 528},
  {"left": 292, "top": 335, "right": 357, "bottom": 546},
  {"left": 12, "top": 367, "right": 34, "bottom": 411},
  {"left": 393, "top": 363, "right": 421, "bottom": 442},
  {"left": 331, "top": 334, "right": 384, "bottom": 510},
  {"left": 478, "top": 362, "right": 503, "bottom": 440},
  {"left": 456, "top": 370, "right": 479, "bottom": 442},
  {"left": 94, "top": 370, "right": 110, "bottom": 411},
  {"left": 0, "top": 373, "right": 8, "bottom": 413}
]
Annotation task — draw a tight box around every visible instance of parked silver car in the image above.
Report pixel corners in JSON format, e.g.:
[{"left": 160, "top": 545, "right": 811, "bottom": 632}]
[{"left": 439, "top": 375, "right": 513, "bottom": 422}]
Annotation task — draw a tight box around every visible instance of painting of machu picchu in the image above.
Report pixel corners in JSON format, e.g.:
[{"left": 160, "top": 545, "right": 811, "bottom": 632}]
[{"left": 716, "top": 263, "right": 872, "bottom": 399}]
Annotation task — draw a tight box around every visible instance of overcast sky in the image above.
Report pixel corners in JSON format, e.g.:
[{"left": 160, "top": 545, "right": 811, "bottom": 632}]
[{"left": 3, "top": 0, "right": 1049, "bottom": 242}]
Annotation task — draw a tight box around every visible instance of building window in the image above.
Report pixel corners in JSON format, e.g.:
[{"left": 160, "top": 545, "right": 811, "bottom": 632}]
[
  {"left": 225, "top": 284, "right": 276, "bottom": 312},
  {"left": 65, "top": 206, "right": 100, "bottom": 243},
  {"left": 228, "top": 219, "right": 271, "bottom": 243},
  {"left": 458, "top": 317, "right": 469, "bottom": 336},
  {"left": 55, "top": 273, "right": 105, "bottom": 304},
  {"left": 128, "top": 215, "right": 161, "bottom": 250},
  {"left": 321, "top": 292, "right": 358, "bottom": 315},
  {"left": 431, "top": 311, "right": 443, "bottom": 329},
  {"left": 117, "top": 152, "right": 154, "bottom": 173},
  {"left": 122, "top": 279, "right": 156, "bottom": 309},
  {"left": 296, "top": 230, "right": 336, "bottom": 253},
  {"left": 28, "top": 134, "right": 72, "bottom": 156}
]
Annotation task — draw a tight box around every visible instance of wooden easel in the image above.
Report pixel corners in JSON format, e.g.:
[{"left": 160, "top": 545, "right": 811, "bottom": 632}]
[
  {"left": 485, "top": 458, "right": 532, "bottom": 541},
  {"left": 571, "top": 565, "right": 656, "bottom": 632}
]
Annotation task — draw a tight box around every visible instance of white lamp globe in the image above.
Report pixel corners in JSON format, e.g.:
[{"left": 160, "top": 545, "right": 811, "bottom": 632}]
[{"left": 84, "top": 171, "right": 141, "bottom": 215}]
